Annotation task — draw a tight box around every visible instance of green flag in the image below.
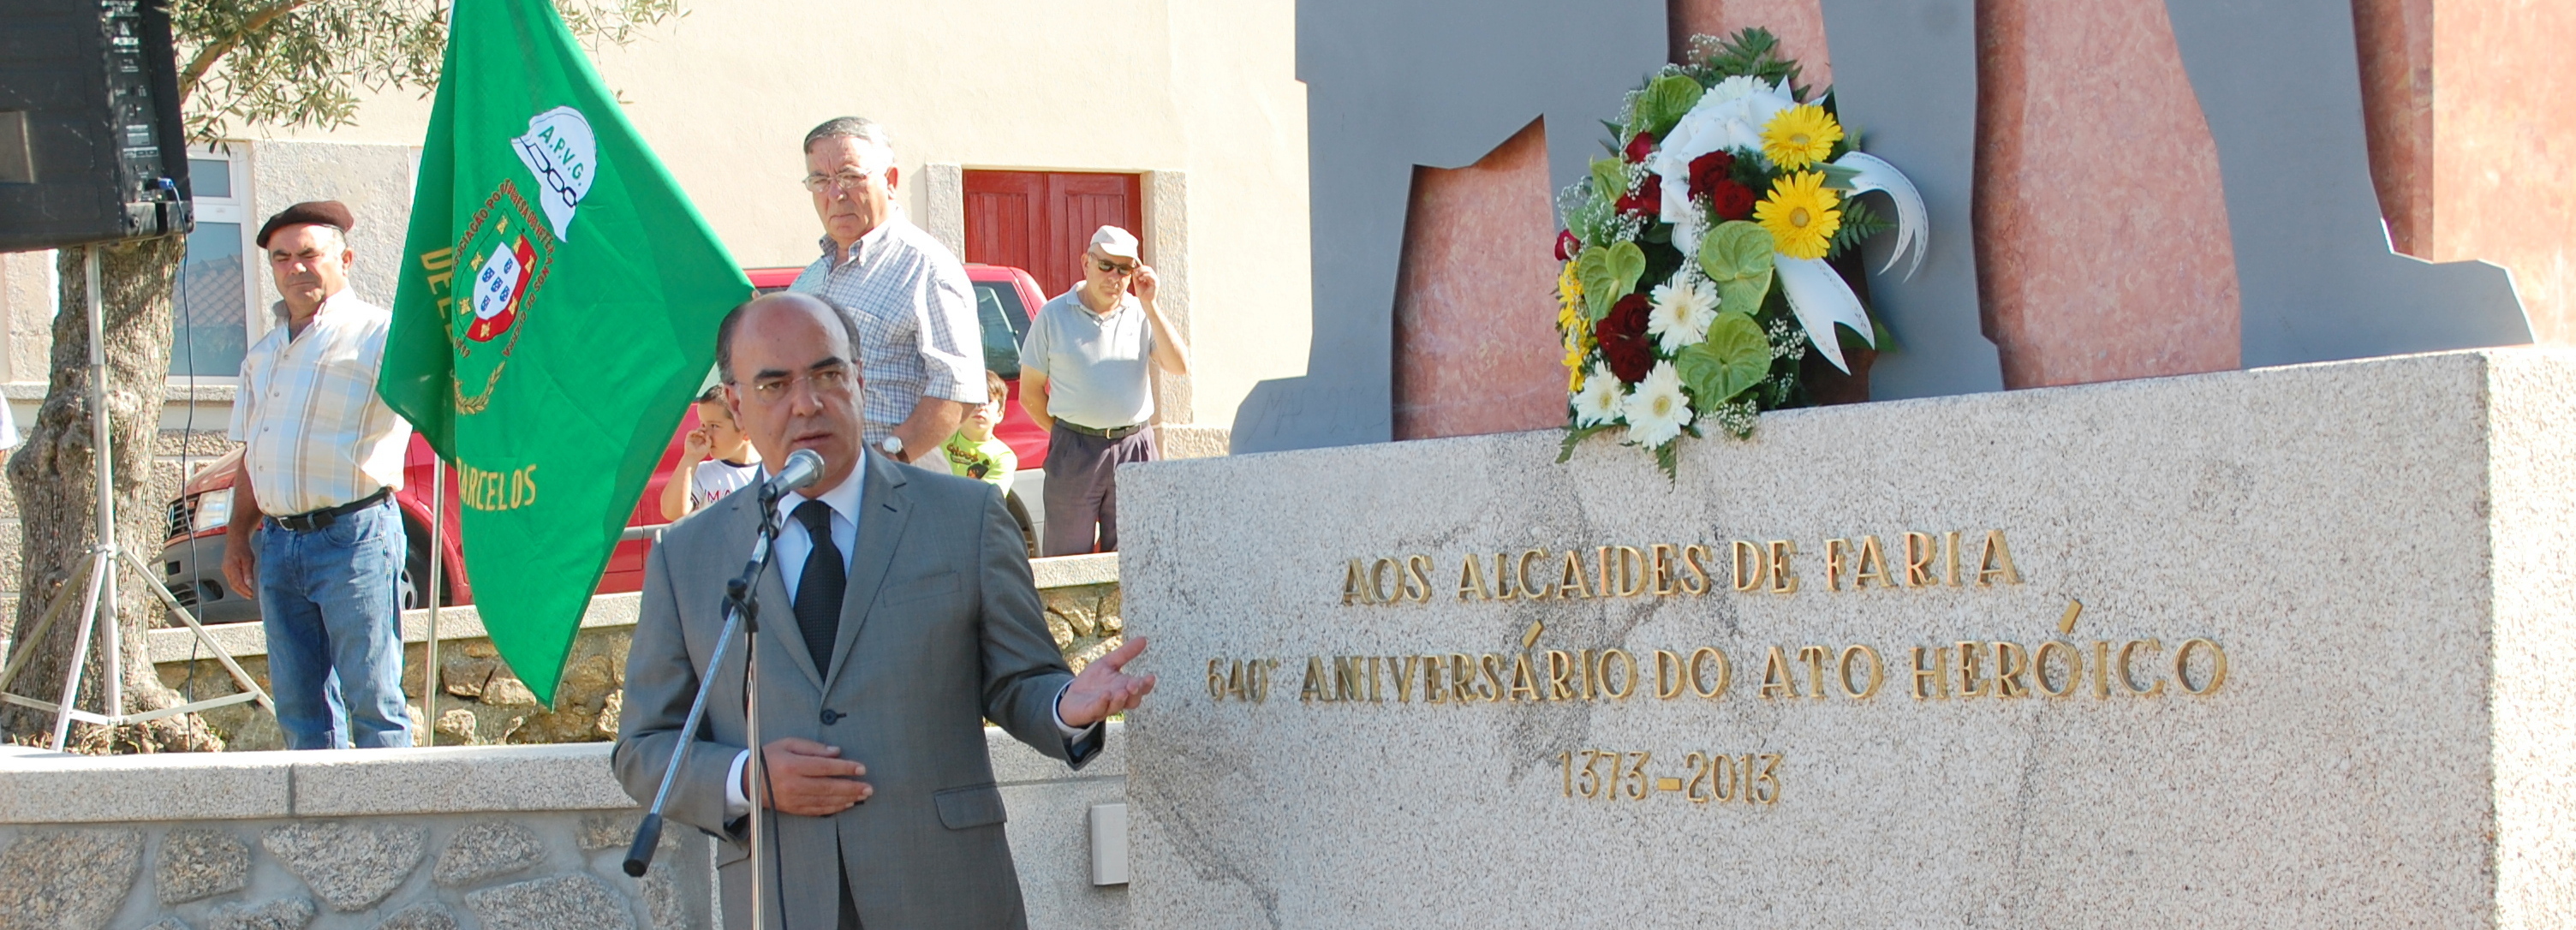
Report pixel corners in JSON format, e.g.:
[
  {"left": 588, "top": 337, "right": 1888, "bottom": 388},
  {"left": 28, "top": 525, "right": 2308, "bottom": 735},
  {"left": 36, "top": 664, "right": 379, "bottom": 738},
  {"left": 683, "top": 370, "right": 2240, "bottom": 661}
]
[{"left": 382, "top": 0, "right": 748, "bottom": 705}]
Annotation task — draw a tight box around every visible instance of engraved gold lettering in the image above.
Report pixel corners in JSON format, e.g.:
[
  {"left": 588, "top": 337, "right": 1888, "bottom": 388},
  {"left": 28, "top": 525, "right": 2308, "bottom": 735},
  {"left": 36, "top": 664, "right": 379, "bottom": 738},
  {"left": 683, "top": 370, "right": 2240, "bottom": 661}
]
[
  {"left": 1392, "top": 655, "right": 1419, "bottom": 702},
  {"left": 1455, "top": 552, "right": 1491, "bottom": 601},
  {"left": 2119, "top": 640, "right": 2166, "bottom": 696},
  {"left": 1207, "top": 659, "right": 1225, "bottom": 701},
  {"left": 1911, "top": 646, "right": 1947, "bottom": 700},
  {"left": 1451, "top": 653, "right": 1479, "bottom": 702},
  {"left": 1732, "top": 540, "right": 1765, "bottom": 592},
  {"left": 1506, "top": 653, "right": 1541, "bottom": 702},
  {"left": 1824, "top": 537, "right": 1850, "bottom": 590},
  {"left": 1944, "top": 530, "right": 1963, "bottom": 587},
  {"left": 1478, "top": 653, "right": 1506, "bottom": 702},
  {"left": 1838, "top": 645, "right": 1884, "bottom": 700},
  {"left": 1679, "top": 544, "right": 1714, "bottom": 595},
  {"left": 1596, "top": 546, "right": 1614, "bottom": 598},
  {"left": 1599, "top": 649, "right": 1638, "bottom": 700},
  {"left": 2034, "top": 641, "right": 2082, "bottom": 698},
  {"left": 1654, "top": 650, "right": 1685, "bottom": 700},
  {"left": 1767, "top": 540, "right": 1800, "bottom": 594},
  {"left": 1334, "top": 655, "right": 1367, "bottom": 701},
  {"left": 1557, "top": 550, "right": 1595, "bottom": 599},
  {"left": 1404, "top": 555, "right": 1435, "bottom": 603},
  {"left": 1903, "top": 531, "right": 1937, "bottom": 587},
  {"left": 1992, "top": 641, "right": 2030, "bottom": 698},
  {"left": 2092, "top": 641, "right": 2111, "bottom": 698},
  {"left": 1796, "top": 646, "right": 1829, "bottom": 700},
  {"left": 1760, "top": 647, "right": 1799, "bottom": 700},
  {"left": 1649, "top": 544, "right": 1679, "bottom": 595},
  {"left": 1579, "top": 649, "right": 1599, "bottom": 700},
  {"left": 1689, "top": 647, "right": 1730, "bottom": 699},
  {"left": 2175, "top": 638, "right": 2227, "bottom": 695},
  {"left": 1491, "top": 553, "right": 1520, "bottom": 601},
  {"left": 1544, "top": 650, "right": 1575, "bottom": 700},
  {"left": 1367, "top": 656, "right": 1383, "bottom": 702},
  {"left": 1613, "top": 546, "right": 1647, "bottom": 597},
  {"left": 1977, "top": 529, "right": 2023, "bottom": 586},
  {"left": 1853, "top": 535, "right": 1893, "bottom": 588},
  {"left": 1955, "top": 641, "right": 1991, "bottom": 698},
  {"left": 1423, "top": 654, "right": 1449, "bottom": 703},
  {"left": 1300, "top": 656, "right": 1328, "bottom": 702},
  {"left": 1368, "top": 558, "right": 1400, "bottom": 604},
  {"left": 1517, "top": 549, "right": 1555, "bottom": 599}
]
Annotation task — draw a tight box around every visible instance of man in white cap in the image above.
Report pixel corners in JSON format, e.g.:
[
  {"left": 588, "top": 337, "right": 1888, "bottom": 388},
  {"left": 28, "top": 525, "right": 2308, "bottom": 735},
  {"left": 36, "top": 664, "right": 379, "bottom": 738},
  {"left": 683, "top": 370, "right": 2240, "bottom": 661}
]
[{"left": 1017, "top": 225, "right": 1190, "bottom": 553}]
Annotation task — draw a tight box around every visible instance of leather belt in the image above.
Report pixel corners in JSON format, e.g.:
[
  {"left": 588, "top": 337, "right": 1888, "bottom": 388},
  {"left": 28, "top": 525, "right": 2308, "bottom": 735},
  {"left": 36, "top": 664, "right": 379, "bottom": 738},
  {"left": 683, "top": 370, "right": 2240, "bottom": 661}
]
[
  {"left": 269, "top": 488, "right": 391, "bottom": 533},
  {"left": 1056, "top": 420, "right": 1145, "bottom": 440}
]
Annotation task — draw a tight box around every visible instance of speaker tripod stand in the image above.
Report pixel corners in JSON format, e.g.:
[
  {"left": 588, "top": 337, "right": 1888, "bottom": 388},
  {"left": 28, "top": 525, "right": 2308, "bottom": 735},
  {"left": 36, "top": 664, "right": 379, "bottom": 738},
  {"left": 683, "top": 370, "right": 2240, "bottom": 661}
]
[{"left": 0, "top": 244, "right": 271, "bottom": 749}]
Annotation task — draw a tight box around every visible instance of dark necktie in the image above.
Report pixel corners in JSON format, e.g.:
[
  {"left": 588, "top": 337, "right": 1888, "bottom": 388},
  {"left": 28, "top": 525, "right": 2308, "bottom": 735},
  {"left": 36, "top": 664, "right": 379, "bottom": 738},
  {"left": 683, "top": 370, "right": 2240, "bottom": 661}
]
[{"left": 790, "top": 499, "right": 846, "bottom": 671}]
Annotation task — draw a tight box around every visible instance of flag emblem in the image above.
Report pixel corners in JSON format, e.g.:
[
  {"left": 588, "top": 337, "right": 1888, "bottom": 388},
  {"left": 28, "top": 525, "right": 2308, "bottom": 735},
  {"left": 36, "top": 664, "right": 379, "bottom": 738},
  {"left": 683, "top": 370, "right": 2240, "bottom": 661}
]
[{"left": 448, "top": 181, "right": 555, "bottom": 414}]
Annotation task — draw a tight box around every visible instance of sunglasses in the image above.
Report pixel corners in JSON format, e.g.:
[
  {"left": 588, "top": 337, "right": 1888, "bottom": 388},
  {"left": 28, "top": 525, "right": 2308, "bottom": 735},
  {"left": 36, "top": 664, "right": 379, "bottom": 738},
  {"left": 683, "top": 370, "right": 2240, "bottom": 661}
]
[{"left": 1092, "top": 258, "right": 1138, "bottom": 276}]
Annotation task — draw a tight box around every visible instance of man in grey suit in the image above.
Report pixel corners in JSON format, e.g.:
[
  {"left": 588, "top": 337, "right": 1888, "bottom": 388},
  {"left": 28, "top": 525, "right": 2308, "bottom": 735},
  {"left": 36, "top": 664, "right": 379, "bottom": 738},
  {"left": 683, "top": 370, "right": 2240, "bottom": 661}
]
[{"left": 615, "top": 292, "right": 1157, "bottom": 928}]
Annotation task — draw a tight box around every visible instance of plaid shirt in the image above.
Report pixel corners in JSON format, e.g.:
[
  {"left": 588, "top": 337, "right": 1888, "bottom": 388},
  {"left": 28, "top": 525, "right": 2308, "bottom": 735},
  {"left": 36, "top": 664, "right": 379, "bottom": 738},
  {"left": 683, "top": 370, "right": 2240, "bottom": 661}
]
[
  {"left": 788, "top": 214, "right": 987, "bottom": 446},
  {"left": 227, "top": 290, "right": 413, "bottom": 516}
]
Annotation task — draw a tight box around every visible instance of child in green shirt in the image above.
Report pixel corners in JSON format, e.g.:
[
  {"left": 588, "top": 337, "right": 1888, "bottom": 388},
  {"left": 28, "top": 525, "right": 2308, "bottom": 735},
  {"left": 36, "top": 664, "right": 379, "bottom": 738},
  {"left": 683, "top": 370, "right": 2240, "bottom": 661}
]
[{"left": 943, "top": 371, "right": 1017, "bottom": 496}]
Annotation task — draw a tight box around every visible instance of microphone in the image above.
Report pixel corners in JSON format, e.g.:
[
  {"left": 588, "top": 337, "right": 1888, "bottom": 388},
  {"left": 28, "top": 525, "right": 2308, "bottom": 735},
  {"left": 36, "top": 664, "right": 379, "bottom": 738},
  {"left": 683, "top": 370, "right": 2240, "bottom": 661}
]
[{"left": 765, "top": 448, "right": 826, "bottom": 497}]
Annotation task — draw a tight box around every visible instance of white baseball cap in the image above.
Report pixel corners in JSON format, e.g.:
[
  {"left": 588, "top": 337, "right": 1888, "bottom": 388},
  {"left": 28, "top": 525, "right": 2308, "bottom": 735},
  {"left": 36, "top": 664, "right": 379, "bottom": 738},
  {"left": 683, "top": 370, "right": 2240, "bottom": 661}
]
[{"left": 1088, "top": 225, "right": 1140, "bottom": 261}]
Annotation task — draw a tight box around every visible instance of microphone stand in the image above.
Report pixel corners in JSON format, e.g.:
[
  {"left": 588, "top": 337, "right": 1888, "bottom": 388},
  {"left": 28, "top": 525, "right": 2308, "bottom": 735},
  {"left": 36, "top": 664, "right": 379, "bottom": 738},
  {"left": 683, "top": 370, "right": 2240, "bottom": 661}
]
[{"left": 625, "top": 478, "right": 787, "bottom": 929}]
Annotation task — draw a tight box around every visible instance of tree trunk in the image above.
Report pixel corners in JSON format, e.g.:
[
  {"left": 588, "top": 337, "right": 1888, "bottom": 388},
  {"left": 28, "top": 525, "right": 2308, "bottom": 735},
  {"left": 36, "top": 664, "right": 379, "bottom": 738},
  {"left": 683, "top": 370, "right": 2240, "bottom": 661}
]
[{"left": 0, "top": 236, "right": 221, "bottom": 751}]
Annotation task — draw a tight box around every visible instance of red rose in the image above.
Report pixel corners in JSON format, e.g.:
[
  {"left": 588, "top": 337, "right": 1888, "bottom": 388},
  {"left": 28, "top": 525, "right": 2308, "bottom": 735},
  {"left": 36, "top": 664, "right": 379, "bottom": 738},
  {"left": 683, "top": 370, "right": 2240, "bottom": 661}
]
[
  {"left": 1687, "top": 151, "right": 1735, "bottom": 200},
  {"left": 1554, "top": 230, "right": 1580, "bottom": 262},
  {"left": 1624, "top": 131, "right": 1656, "bottom": 164},
  {"left": 1708, "top": 178, "right": 1757, "bottom": 221},
  {"left": 1593, "top": 293, "right": 1655, "bottom": 383},
  {"left": 1614, "top": 173, "right": 1663, "bottom": 218}
]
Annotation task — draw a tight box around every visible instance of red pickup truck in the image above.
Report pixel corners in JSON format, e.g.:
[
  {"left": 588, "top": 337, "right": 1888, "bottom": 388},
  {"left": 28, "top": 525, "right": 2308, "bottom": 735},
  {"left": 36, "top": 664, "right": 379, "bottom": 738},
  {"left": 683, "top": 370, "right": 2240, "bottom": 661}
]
[{"left": 158, "top": 264, "right": 1055, "bottom": 623}]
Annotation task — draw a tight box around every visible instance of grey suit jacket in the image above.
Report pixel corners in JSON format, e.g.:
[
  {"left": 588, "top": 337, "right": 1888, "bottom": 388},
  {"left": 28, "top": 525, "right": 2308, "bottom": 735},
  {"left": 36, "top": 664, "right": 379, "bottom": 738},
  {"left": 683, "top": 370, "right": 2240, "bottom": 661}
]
[{"left": 613, "top": 451, "right": 1095, "bottom": 929}]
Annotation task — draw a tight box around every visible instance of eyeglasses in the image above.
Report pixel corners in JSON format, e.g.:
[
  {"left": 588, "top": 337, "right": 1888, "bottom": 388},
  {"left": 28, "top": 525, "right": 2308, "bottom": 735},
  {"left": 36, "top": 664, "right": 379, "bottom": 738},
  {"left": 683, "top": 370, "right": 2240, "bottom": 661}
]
[
  {"left": 802, "top": 170, "right": 877, "bottom": 194},
  {"left": 1093, "top": 258, "right": 1137, "bottom": 276},
  {"left": 741, "top": 363, "right": 857, "bottom": 402}
]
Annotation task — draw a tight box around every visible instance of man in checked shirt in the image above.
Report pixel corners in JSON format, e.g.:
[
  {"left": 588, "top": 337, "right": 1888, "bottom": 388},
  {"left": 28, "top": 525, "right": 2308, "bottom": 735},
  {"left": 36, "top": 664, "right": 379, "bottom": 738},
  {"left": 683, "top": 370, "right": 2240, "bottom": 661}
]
[
  {"left": 219, "top": 201, "right": 418, "bottom": 749},
  {"left": 788, "top": 117, "right": 987, "bottom": 464}
]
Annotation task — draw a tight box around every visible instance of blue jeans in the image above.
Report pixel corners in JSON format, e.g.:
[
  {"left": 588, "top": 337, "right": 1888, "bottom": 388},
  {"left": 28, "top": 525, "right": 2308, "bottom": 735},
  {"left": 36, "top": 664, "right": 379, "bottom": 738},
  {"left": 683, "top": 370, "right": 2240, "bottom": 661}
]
[{"left": 258, "top": 497, "right": 412, "bottom": 749}]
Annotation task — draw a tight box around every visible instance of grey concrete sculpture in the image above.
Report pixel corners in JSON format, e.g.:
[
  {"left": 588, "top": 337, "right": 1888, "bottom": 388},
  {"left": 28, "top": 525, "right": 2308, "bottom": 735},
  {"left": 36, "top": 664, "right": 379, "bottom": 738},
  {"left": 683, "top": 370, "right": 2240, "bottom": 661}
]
[
  {"left": 1229, "top": 0, "right": 1667, "bottom": 454},
  {"left": 1816, "top": 0, "right": 2002, "bottom": 399},
  {"left": 2163, "top": 0, "right": 2530, "bottom": 367}
]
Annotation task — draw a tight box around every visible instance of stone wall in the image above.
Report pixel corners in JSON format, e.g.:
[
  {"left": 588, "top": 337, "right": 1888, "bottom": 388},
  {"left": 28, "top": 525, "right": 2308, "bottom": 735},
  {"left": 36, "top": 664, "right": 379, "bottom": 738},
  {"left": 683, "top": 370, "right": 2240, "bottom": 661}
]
[
  {"left": 0, "top": 725, "right": 1132, "bottom": 930},
  {"left": 151, "top": 554, "right": 1124, "bottom": 751}
]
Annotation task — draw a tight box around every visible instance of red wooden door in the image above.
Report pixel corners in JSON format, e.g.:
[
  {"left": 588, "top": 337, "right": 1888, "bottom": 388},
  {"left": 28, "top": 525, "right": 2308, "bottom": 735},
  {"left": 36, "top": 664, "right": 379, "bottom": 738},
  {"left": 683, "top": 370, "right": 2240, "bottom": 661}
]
[{"left": 963, "top": 170, "right": 1142, "bottom": 300}]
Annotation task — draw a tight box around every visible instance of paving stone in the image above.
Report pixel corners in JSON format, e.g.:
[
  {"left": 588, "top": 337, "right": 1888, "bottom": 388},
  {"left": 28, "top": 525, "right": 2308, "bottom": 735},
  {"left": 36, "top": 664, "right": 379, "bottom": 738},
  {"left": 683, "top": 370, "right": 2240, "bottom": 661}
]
[
  {"left": 157, "top": 827, "right": 249, "bottom": 904},
  {"left": 432, "top": 820, "right": 545, "bottom": 886},
  {"left": 260, "top": 822, "right": 426, "bottom": 911},
  {"left": 204, "top": 897, "right": 315, "bottom": 930},
  {"left": 372, "top": 903, "right": 458, "bottom": 930},
  {"left": 0, "top": 828, "right": 141, "bottom": 930},
  {"left": 464, "top": 874, "right": 636, "bottom": 930},
  {"left": 640, "top": 863, "right": 689, "bottom": 930}
]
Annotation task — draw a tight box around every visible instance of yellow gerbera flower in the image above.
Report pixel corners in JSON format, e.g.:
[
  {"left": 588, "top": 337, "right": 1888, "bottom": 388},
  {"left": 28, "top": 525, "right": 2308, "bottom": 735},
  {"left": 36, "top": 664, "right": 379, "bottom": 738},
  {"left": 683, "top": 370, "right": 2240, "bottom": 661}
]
[
  {"left": 1557, "top": 262, "right": 1591, "bottom": 392},
  {"left": 1760, "top": 104, "right": 1843, "bottom": 170},
  {"left": 1752, "top": 171, "right": 1842, "bottom": 260}
]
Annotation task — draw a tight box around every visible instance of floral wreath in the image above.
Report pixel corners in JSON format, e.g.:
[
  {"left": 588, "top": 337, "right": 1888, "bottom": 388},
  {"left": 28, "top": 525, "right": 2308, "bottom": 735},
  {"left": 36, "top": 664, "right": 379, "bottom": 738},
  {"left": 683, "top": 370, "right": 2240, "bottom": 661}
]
[{"left": 1555, "top": 29, "right": 1925, "bottom": 474}]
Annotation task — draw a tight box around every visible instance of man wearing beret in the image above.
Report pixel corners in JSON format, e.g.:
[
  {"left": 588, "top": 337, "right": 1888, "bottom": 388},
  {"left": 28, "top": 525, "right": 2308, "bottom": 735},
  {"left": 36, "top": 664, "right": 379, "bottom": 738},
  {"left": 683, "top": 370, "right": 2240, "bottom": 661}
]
[{"left": 221, "top": 201, "right": 419, "bottom": 748}]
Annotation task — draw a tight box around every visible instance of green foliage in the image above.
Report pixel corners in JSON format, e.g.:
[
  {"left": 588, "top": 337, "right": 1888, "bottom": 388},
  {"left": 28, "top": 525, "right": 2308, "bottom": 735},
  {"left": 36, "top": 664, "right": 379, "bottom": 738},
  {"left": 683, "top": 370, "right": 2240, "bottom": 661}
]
[
  {"left": 1687, "top": 28, "right": 1805, "bottom": 97},
  {"left": 170, "top": 0, "right": 683, "bottom": 140},
  {"left": 1673, "top": 312, "right": 1770, "bottom": 409},
  {"left": 1557, "top": 423, "right": 1619, "bottom": 463},
  {"left": 1637, "top": 74, "right": 1704, "bottom": 139},
  {"left": 1589, "top": 157, "right": 1627, "bottom": 201},
  {"left": 1828, "top": 196, "right": 1896, "bottom": 257},
  {"left": 1813, "top": 162, "right": 1862, "bottom": 190},
  {"left": 1575, "top": 241, "right": 1646, "bottom": 320},
  {"left": 1696, "top": 221, "right": 1776, "bottom": 314}
]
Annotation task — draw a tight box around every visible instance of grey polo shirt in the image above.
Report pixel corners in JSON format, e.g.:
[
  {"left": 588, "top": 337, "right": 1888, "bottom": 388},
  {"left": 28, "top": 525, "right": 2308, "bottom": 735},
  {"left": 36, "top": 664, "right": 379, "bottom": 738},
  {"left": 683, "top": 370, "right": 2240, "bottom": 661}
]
[{"left": 1018, "top": 287, "right": 1155, "bottom": 430}]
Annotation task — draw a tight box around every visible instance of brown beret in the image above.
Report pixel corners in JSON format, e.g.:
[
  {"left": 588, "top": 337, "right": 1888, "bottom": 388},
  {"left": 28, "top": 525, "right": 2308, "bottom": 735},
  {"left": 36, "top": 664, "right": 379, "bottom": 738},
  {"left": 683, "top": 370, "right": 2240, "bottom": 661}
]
[{"left": 255, "top": 200, "right": 354, "bottom": 248}]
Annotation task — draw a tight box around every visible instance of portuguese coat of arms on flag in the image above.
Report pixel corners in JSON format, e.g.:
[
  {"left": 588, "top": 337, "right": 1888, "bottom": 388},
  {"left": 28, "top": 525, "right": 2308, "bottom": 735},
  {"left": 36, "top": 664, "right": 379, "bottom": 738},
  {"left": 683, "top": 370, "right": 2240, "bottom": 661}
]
[{"left": 382, "top": 0, "right": 749, "bottom": 704}]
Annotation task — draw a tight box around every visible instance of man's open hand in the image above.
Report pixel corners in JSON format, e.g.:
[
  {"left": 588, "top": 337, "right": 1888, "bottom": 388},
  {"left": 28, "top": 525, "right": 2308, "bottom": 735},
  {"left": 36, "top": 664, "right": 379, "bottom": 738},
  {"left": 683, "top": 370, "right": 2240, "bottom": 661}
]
[
  {"left": 754, "top": 737, "right": 873, "bottom": 815},
  {"left": 1057, "top": 635, "right": 1156, "bottom": 729}
]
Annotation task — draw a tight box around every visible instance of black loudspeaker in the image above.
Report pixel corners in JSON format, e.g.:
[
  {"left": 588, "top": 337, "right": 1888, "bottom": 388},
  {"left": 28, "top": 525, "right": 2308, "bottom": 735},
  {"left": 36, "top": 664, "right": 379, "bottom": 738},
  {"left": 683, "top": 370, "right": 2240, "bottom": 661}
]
[{"left": 0, "top": 0, "right": 192, "bottom": 251}]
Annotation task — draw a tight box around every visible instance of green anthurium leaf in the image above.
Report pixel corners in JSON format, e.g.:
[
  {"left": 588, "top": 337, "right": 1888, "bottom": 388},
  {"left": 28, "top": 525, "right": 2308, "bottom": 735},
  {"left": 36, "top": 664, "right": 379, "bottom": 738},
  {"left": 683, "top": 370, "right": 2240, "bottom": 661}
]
[
  {"left": 1673, "top": 312, "right": 1772, "bottom": 408},
  {"left": 1718, "top": 270, "right": 1772, "bottom": 317},
  {"left": 1697, "top": 220, "right": 1775, "bottom": 283},
  {"left": 1605, "top": 241, "right": 1648, "bottom": 298},
  {"left": 1575, "top": 246, "right": 1619, "bottom": 320},
  {"left": 1813, "top": 162, "right": 1862, "bottom": 189},
  {"left": 1643, "top": 74, "right": 1704, "bottom": 137},
  {"left": 1589, "top": 157, "right": 1627, "bottom": 200}
]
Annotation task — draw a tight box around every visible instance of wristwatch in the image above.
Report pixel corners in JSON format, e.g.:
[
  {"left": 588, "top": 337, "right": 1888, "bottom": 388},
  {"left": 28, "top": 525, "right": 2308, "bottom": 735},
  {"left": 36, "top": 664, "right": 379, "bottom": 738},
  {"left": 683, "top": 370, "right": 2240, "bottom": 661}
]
[{"left": 880, "top": 436, "right": 903, "bottom": 459}]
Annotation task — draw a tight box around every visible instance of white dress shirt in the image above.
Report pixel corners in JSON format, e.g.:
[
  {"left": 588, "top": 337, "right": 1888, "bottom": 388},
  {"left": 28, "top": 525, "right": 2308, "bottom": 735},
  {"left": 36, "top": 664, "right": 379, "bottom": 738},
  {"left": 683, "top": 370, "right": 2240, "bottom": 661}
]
[{"left": 724, "top": 454, "right": 1093, "bottom": 817}]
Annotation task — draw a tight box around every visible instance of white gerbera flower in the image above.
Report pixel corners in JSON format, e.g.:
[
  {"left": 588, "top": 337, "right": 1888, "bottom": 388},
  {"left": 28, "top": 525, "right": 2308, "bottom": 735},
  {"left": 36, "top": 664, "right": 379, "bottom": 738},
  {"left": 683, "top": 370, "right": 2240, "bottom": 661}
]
[
  {"left": 1648, "top": 271, "right": 1721, "bottom": 353},
  {"left": 1572, "top": 365, "right": 1625, "bottom": 427},
  {"left": 1704, "top": 75, "right": 1766, "bottom": 107},
  {"left": 1621, "top": 361, "right": 1696, "bottom": 448}
]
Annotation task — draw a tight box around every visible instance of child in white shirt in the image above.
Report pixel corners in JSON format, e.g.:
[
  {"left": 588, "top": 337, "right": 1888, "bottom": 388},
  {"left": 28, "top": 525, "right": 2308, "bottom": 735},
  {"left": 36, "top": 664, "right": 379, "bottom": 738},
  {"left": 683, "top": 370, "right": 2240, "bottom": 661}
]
[{"left": 659, "top": 385, "right": 760, "bottom": 522}]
